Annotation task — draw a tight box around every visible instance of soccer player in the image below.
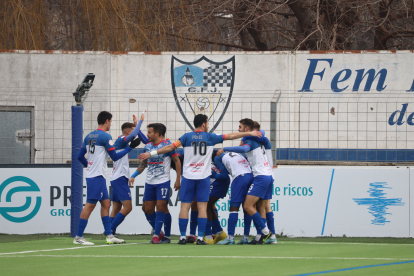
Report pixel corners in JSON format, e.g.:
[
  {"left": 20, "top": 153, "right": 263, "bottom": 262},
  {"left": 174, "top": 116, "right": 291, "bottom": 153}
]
[
  {"left": 204, "top": 150, "right": 230, "bottom": 244},
  {"left": 217, "top": 118, "right": 273, "bottom": 244},
  {"left": 138, "top": 114, "right": 261, "bottom": 245},
  {"left": 108, "top": 113, "right": 145, "bottom": 239},
  {"left": 244, "top": 121, "right": 277, "bottom": 244},
  {"left": 129, "top": 127, "right": 178, "bottom": 243},
  {"left": 74, "top": 111, "right": 141, "bottom": 245},
  {"left": 215, "top": 151, "right": 254, "bottom": 245},
  {"left": 133, "top": 123, "right": 181, "bottom": 244}
]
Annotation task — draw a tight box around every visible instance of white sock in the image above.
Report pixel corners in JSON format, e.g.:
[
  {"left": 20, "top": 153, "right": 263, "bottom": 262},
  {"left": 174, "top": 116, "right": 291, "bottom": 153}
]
[
  {"left": 262, "top": 227, "right": 270, "bottom": 235},
  {"left": 243, "top": 235, "right": 249, "bottom": 240},
  {"left": 180, "top": 236, "right": 186, "bottom": 240},
  {"left": 107, "top": 234, "right": 114, "bottom": 239},
  {"left": 255, "top": 234, "right": 261, "bottom": 241},
  {"left": 229, "top": 235, "right": 234, "bottom": 239},
  {"left": 153, "top": 235, "right": 159, "bottom": 238},
  {"left": 198, "top": 236, "right": 204, "bottom": 241},
  {"left": 165, "top": 236, "right": 170, "bottom": 239},
  {"left": 205, "top": 235, "right": 213, "bottom": 240},
  {"left": 271, "top": 234, "right": 276, "bottom": 239},
  {"left": 216, "top": 231, "right": 223, "bottom": 235}
]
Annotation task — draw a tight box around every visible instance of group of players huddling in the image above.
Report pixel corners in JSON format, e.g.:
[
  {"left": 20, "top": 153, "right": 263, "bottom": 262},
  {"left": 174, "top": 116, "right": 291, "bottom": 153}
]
[{"left": 73, "top": 111, "right": 277, "bottom": 245}]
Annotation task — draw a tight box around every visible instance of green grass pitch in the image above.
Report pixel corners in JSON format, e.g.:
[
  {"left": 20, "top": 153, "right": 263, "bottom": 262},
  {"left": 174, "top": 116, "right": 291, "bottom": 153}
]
[{"left": 0, "top": 234, "right": 413, "bottom": 276}]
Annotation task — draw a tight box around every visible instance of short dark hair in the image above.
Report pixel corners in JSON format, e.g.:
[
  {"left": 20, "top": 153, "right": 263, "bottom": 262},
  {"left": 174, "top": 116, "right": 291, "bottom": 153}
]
[
  {"left": 194, "top": 114, "right": 208, "bottom": 128},
  {"left": 147, "top": 123, "right": 166, "bottom": 137},
  {"left": 253, "top": 121, "right": 261, "bottom": 130},
  {"left": 121, "top": 122, "right": 135, "bottom": 131},
  {"left": 239, "top": 118, "right": 254, "bottom": 131},
  {"left": 212, "top": 149, "right": 219, "bottom": 162},
  {"left": 97, "top": 111, "right": 112, "bottom": 125}
]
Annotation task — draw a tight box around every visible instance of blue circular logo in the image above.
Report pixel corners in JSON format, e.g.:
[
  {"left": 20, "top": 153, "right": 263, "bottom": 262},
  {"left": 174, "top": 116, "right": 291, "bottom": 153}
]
[{"left": 0, "top": 176, "right": 42, "bottom": 223}]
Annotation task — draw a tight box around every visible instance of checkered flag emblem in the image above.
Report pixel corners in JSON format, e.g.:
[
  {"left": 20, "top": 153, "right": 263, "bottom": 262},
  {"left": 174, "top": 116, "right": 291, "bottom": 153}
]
[{"left": 203, "top": 65, "right": 232, "bottom": 88}]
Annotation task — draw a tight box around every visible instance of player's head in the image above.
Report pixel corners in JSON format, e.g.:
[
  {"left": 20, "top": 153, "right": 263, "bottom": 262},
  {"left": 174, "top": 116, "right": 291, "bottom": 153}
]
[
  {"left": 253, "top": 121, "right": 260, "bottom": 131},
  {"left": 121, "top": 122, "right": 135, "bottom": 135},
  {"left": 239, "top": 118, "right": 254, "bottom": 132},
  {"left": 147, "top": 123, "right": 166, "bottom": 142},
  {"left": 194, "top": 114, "right": 208, "bottom": 132},
  {"left": 212, "top": 149, "right": 219, "bottom": 162},
  {"left": 97, "top": 111, "right": 112, "bottom": 130}
]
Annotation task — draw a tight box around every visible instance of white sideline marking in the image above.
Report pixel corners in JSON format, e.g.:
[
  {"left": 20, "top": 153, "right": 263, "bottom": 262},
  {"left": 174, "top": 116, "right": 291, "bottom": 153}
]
[
  {"left": 0, "top": 242, "right": 147, "bottom": 256},
  {"left": 278, "top": 242, "right": 414, "bottom": 246},
  {"left": 0, "top": 255, "right": 413, "bottom": 261},
  {"left": 1, "top": 241, "right": 413, "bottom": 257}
]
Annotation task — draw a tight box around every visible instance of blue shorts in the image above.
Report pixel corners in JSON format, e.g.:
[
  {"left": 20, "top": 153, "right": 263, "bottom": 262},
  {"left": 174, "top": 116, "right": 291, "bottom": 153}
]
[
  {"left": 210, "top": 178, "right": 230, "bottom": 199},
  {"left": 86, "top": 176, "right": 109, "bottom": 204},
  {"left": 263, "top": 177, "right": 274, "bottom": 200},
  {"left": 247, "top": 175, "right": 273, "bottom": 199},
  {"left": 110, "top": 176, "right": 132, "bottom": 202},
  {"left": 230, "top": 173, "right": 254, "bottom": 206},
  {"left": 143, "top": 181, "right": 170, "bottom": 202},
  {"left": 180, "top": 176, "right": 210, "bottom": 203}
]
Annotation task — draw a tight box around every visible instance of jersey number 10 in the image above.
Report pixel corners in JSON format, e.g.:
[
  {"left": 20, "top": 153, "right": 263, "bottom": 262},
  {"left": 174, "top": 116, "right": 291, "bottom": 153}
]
[{"left": 191, "top": 141, "right": 207, "bottom": 156}]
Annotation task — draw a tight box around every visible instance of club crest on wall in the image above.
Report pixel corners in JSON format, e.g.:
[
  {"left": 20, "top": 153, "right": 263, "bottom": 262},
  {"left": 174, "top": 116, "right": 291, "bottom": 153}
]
[{"left": 171, "top": 56, "right": 235, "bottom": 132}]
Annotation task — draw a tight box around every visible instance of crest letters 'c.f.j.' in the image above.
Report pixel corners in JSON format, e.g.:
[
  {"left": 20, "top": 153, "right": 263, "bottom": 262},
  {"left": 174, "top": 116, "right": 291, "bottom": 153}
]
[{"left": 171, "top": 56, "right": 235, "bottom": 132}]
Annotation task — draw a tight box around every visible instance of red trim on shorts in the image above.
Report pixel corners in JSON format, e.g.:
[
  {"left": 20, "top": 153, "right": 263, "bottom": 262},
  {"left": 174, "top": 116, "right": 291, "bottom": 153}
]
[{"left": 172, "top": 153, "right": 178, "bottom": 158}]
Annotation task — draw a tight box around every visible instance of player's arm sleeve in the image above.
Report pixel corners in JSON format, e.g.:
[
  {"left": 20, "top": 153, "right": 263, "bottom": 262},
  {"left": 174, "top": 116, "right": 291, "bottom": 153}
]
[
  {"left": 104, "top": 136, "right": 131, "bottom": 161},
  {"left": 168, "top": 148, "right": 179, "bottom": 158},
  {"left": 124, "top": 120, "right": 143, "bottom": 143},
  {"left": 223, "top": 144, "right": 250, "bottom": 153},
  {"left": 241, "top": 135, "right": 269, "bottom": 145},
  {"left": 77, "top": 147, "right": 88, "bottom": 167},
  {"left": 210, "top": 133, "right": 225, "bottom": 145},
  {"left": 138, "top": 130, "right": 149, "bottom": 144},
  {"left": 211, "top": 159, "right": 229, "bottom": 180}
]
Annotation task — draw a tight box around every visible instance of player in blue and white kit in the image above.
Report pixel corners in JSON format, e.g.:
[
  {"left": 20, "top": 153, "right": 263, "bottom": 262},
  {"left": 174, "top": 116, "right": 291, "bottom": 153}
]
[
  {"left": 218, "top": 118, "right": 273, "bottom": 244},
  {"left": 215, "top": 151, "right": 254, "bottom": 245},
  {"left": 74, "top": 111, "right": 141, "bottom": 245},
  {"left": 108, "top": 113, "right": 145, "bottom": 240},
  {"left": 138, "top": 114, "right": 261, "bottom": 245},
  {"left": 137, "top": 123, "right": 181, "bottom": 244},
  {"left": 203, "top": 150, "right": 231, "bottom": 244}
]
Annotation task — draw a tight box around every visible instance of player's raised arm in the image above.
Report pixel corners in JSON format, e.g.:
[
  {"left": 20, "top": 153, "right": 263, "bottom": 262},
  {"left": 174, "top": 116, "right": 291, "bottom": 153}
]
[
  {"left": 108, "top": 137, "right": 141, "bottom": 161},
  {"left": 223, "top": 130, "right": 262, "bottom": 140},
  {"left": 125, "top": 112, "right": 146, "bottom": 143}
]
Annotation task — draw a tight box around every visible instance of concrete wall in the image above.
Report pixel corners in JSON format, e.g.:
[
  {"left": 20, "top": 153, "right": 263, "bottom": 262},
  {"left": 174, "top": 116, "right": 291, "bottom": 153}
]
[{"left": 0, "top": 50, "right": 413, "bottom": 163}]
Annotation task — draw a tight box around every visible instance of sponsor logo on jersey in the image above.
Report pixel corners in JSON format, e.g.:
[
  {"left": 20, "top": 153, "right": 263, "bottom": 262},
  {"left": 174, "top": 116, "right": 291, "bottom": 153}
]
[{"left": 171, "top": 55, "right": 235, "bottom": 132}]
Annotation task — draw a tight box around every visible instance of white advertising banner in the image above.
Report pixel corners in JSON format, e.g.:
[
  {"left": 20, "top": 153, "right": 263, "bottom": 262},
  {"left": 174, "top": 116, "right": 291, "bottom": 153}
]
[{"left": 0, "top": 167, "right": 411, "bottom": 237}]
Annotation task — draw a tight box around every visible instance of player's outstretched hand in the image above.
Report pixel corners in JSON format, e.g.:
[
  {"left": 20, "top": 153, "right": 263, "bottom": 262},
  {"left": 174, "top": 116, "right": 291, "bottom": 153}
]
[
  {"left": 140, "top": 110, "right": 146, "bottom": 121},
  {"left": 217, "top": 148, "right": 224, "bottom": 156},
  {"left": 130, "top": 137, "right": 141, "bottom": 148},
  {"left": 129, "top": 177, "right": 135, "bottom": 188},
  {"left": 133, "top": 115, "right": 138, "bottom": 126},
  {"left": 138, "top": 152, "right": 151, "bottom": 160},
  {"left": 174, "top": 179, "right": 181, "bottom": 191},
  {"left": 250, "top": 130, "right": 262, "bottom": 138}
]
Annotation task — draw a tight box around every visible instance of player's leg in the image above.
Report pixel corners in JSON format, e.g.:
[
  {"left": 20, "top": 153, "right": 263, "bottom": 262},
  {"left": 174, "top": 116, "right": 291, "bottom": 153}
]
[
  {"left": 255, "top": 199, "right": 266, "bottom": 242},
  {"left": 74, "top": 176, "right": 103, "bottom": 245},
  {"left": 161, "top": 204, "right": 172, "bottom": 243},
  {"left": 217, "top": 204, "right": 239, "bottom": 245},
  {"left": 110, "top": 177, "right": 132, "bottom": 237},
  {"left": 262, "top": 179, "right": 276, "bottom": 244},
  {"left": 100, "top": 198, "right": 124, "bottom": 244},
  {"left": 264, "top": 199, "right": 277, "bottom": 244},
  {"left": 187, "top": 200, "right": 198, "bottom": 243},
  {"left": 143, "top": 183, "right": 157, "bottom": 232},
  {"left": 110, "top": 201, "right": 122, "bottom": 233},
  {"left": 194, "top": 176, "right": 210, "bottom": 245},
  {"left": 178, "top": 176, "right": 196, "bottom": 244},
  {"left": 204, "top": 197, "right": 219, "bottom": 244},
  {"left": 73, "top": 202, "right": 96, "bottom": 245},
  {"left": 244, "top": 175, "right": 273, "bottom": 244},
  {"left": 151, "top": 181, "right": 169, "bottom": 244}
]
